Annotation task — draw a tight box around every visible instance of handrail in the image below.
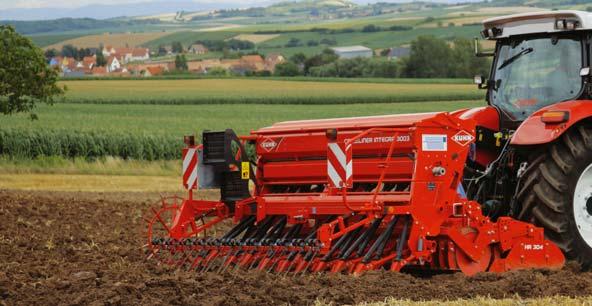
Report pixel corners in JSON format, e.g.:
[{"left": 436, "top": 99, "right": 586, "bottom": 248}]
[{"left": 340, "top": 127, "right": 414, "bottom": 212}]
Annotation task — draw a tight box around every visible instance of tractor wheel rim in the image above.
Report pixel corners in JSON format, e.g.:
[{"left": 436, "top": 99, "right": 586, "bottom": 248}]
[{"left": 574, "top": 163, "right": 592, "bottom": 248}]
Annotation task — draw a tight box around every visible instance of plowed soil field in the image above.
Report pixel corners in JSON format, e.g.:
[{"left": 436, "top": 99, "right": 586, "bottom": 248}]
[{"left": 2, "top": 190, "right": 592, "bottom": 305}]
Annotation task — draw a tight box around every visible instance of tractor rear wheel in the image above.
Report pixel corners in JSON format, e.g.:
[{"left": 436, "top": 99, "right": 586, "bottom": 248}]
[{"left": 516, "top": 124, "right": 592, "bottom": 269}]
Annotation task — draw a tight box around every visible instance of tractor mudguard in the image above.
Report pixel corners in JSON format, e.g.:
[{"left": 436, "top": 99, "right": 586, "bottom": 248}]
[
  {"left": 453, "top": 106, "right": 500, "bottom": 132},
  {"left": 511, "top": 100, "right": 592, "bottom": 145}
]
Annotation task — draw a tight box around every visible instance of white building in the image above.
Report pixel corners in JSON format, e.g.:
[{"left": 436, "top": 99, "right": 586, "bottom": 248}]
[
  {"left": 106, "top": 56, "right": 121, "bottom": 72},
  {"left": 331, "top": 46, "right": 373, "bottom": 59}
]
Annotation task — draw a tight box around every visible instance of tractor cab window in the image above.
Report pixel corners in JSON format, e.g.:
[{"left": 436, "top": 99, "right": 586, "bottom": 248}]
[{"left": 491, "top": 36, "right": 583, "bottom": 121}]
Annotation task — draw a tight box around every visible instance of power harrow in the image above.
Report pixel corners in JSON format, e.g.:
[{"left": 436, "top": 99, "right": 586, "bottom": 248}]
[{"left": 144, "top": 112, "right": 565, "bottom": 275}]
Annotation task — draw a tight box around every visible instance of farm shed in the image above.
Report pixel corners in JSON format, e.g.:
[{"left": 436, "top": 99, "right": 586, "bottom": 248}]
[{"left": 331, "top": 46, "right": 373, "bottom": 59}]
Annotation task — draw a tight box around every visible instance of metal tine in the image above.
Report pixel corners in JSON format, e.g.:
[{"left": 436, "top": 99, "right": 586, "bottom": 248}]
[
  {"left": 266, "top": 250, "right": 285, "bottom": 273},
  {"left": 281, "top": 250, "right": 300, "bottom": 276},
  {"left": 300, "top": 250, "right": 318, "bottom": 276},
  {"left": 201, "top": 251, "right": 220, "bottom": 273},
  {"left": 222, "top": 216, "right": 276, "bottom": 274},
  {"left": 265, "top": 222, "right": 306, "bottom": 274},
  {"left": 203, "top": 216, "right": 259, "bottom": 273},
  {"left": 284, "top": 223, "right": 320, "bottom": 275},
  {"left": 236, "top": 217, "right": 288, "bottom": 273}
]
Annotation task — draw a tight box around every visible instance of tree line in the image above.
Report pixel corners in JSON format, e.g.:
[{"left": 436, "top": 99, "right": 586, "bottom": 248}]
[{"left": 275, "top": 36, "right": 490, "bottom": 79}]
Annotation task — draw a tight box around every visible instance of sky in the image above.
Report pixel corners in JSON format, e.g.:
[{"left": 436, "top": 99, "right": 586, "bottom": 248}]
[
  {"left": 0, "top": 0, "right": 462, "bottom": 10},
  {"left": 0, "top": 0, "right": 274, "bottom": 10}
]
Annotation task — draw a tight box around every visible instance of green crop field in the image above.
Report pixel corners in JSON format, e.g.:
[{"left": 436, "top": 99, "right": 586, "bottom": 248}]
[
  {"left": 0, "top": 100, "right": 484, "bottom": 162},
  {"left": 58, "top": 79, "right": 483, "bottom": 104}
]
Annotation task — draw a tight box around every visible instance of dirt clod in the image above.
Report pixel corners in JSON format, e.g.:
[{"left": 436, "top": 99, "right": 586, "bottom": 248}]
[{"left": 1, "top": 190, "right": 592, "bottom": 305}]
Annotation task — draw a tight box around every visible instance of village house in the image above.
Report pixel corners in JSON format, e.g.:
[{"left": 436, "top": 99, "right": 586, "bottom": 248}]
[
  {"left": 186, "top": 61, "right": 205, "bottom": 74},
  {"left": 82, "top": 55, "right": 96, "bottom": 70},
  {"left": 102, "top": 45, "right": 117, "bottom": 57},
  {"left": 49, "top": 56, "right": 63, "bottom": 67},
  {"left": 130, "top": 48, "right": 150, "bottom": 62},
  {"left": 127, "top": 62, "right": 173, "bottom": 76},
  {"left": 219, "top": 59, "right": 241, "bottom": 72},
  {"left": 102, "top": 46, "right": 150, "bottom": 64},
  {"left": 144, "top": 66, "right": 165, "bottom": 77},
  {"left": 106, "top": 56, "right": 121, "bottom": 72},
  {"left": 188, "top": 44, "right": 208, "bottom": 55},
  {"left": 240, "top": 55, "right": 266, "bottom": 72},
  {"left": 91, "top": 66, "right": 108, "bottom": 76},
  {"left": 265, "top": 53, "right": 286, "bottom": 72}
]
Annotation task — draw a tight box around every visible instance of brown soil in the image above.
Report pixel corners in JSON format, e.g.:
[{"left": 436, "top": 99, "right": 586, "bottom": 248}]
[{"left": 1, "top": 190, "right": 592, "bottom": 305}]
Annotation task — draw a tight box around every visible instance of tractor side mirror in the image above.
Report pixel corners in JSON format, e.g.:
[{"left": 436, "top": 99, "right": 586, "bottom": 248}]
[
  {"left": 474, "top": 37, "right": 494, "bottom": 57},
  {"left": 474, "top": 75, "right": 487, "bottom": 89},
  {"left": 580, "top": 67, "right": 591, "bottom": 77}
]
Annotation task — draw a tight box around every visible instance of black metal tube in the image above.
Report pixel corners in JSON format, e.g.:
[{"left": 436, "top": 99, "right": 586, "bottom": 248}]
[
  {"left": 356, "top": 217, "right": 383, "bottom": 257},
  {"left": 247, "top": 216, "right": 275, "bottom": 240},
  {"left": 336, "top": 227, "right": 362, "bottom": 258},
  {"left": 362, "top": 217, "right": 398, "bottom": 264},
  {"left": 322, "top": 229, "right": 356, "bottom": 261},
  {"left": 223, "top": 215, "right": 255, "bottom": 239},
  {"left": 375, "top": 216, "right": 399, "bottom": 259},
  {"left": 396, "top": 217, "right": 411, "bottom": 261},
  {"left": 342, "top": 218, "right": 381, "bottom": 260},
  {"left": 263, "top": 217, "right": 287, "bottom": 240}
]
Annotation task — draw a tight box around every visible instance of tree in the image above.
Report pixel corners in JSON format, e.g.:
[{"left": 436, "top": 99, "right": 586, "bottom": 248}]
[
  {"left": 274, "top": 62, "right": 300, "bottom": 76},
  {"left": 175, "top": 54, "right": 188, "bottom": 70},
  {"left": 362, "top": 24, "right": 381, "bottom": 33},
  {"left": 303, "top": 48, "right": 338, "bottom": 74},
  {"left": 96, "top": 51, "right": 107, "bottom": 67},
  {"left": 157, "top": 45, "right": 167, "bottom": 56},
  {"left": 285, "top": 38, "right": 302, "bottom": 48},
  {"left": 172, "top": 41, "right": 184, "bottom": 54},
  {"left": 44, "top": 48, "right": 58, "bottom": 60},
  {"left": 0, "top": 25, "right": 64, "bottom": 116},
  {"left": 403, "top": 35, "right": 452, "bottom": 78},
  {"left": 61, "top": 44, "right": 78, "bottom": 58},
  {"left": 450, "top": 38, "right": 490, "bottom": 78},
  {"left": 307, "top": 40, "right": 319, "bottom": 47},
  {"left": 290, "top": 53, "right": 307, "bottom": 65}
]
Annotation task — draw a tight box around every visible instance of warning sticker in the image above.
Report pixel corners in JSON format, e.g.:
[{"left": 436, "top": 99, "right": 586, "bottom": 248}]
[
  {"left": 422, "top": 134, "right": 448, "bottom": 152},
  {"left": 241, "top": 162, "right": 250, "bottom": 179}
]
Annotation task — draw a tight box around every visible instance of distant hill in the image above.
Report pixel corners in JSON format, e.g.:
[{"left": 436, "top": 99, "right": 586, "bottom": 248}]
[
  {"left": 0, "top": 1, "right": 276, "bottom": 21},
  {"left": 1, "top": 18, "right": 161, "bottom": 35},
  {"left": 267, "top": 0, "right": 357, "bottom": 13}
]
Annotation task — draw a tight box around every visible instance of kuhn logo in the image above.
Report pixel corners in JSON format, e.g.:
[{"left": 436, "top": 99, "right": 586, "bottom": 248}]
[
  {"left": 261, "top": 138, "right": 278, "bottom": 152},
  {"left": 452, "top": 131, "right": 475, "bottom": 146}
]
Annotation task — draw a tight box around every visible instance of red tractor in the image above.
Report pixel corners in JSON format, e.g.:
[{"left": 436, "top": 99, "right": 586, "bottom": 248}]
[{"left": 145, "top": 10, "right": 592, "bottom": 275}]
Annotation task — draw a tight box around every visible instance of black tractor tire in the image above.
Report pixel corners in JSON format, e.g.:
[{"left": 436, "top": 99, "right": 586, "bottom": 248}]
[{"left": 516, "top": 124, "right": 592, "bottom": 270}]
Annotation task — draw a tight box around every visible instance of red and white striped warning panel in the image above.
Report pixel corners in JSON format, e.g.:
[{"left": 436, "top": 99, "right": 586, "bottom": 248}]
[
  {"left": 327, "top": 141, "right": 352, "bottom": 188},
  {"left": 182, "top": 147, "right": 199, "bottom": 190}
]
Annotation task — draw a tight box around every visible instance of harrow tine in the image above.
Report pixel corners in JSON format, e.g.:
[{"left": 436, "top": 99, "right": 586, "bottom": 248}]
[
  {"left": 217, "top": 249, "right": 234, "bottom": 273},
  {"left": 201, "top": 250, "right": 221, "bottom": 273},
  {"left": 300, "top": 250, "right": 318, "bottom": 276}
]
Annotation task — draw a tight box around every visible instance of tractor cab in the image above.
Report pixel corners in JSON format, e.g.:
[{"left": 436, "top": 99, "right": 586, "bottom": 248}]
[{"left": 478, "top": 11, "right": 592, "bottom": 128}]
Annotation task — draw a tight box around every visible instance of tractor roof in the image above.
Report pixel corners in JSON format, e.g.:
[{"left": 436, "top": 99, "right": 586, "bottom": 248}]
[{"left": 482, "top": 10, "right": 592, "bottom": 39}]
